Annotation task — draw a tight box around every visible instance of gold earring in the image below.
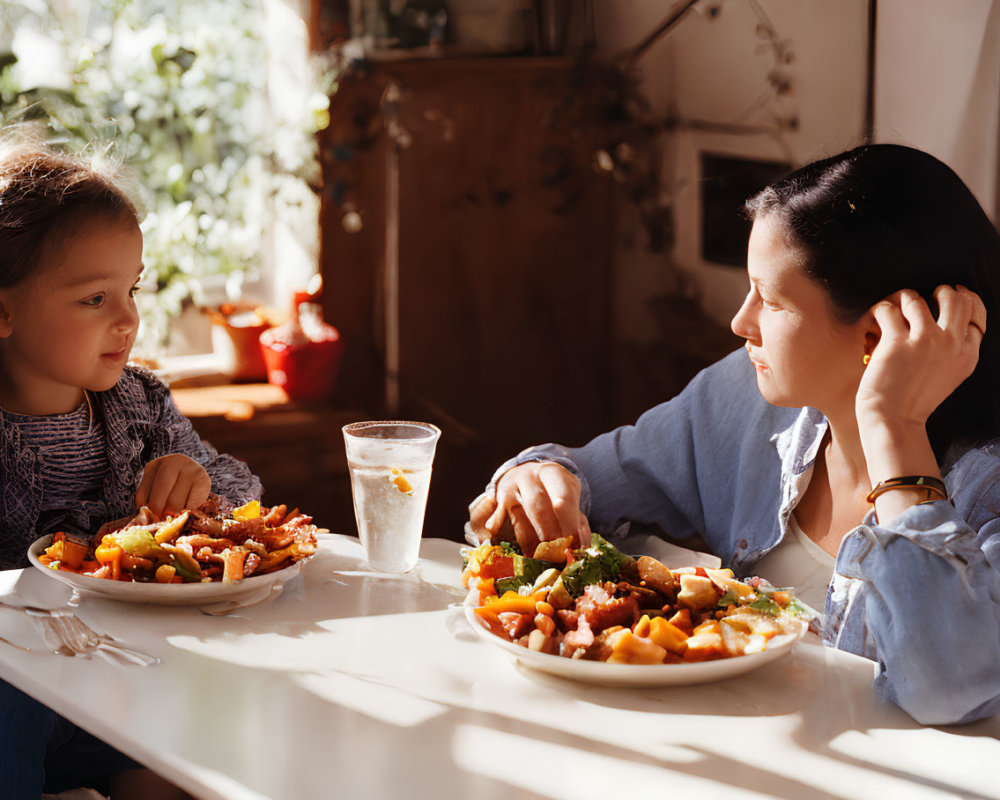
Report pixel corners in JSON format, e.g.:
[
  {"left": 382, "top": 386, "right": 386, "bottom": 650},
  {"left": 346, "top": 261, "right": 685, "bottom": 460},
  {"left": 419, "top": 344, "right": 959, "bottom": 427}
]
[{"left": 862, "top": 353, "right": 871, "bottom": 366}]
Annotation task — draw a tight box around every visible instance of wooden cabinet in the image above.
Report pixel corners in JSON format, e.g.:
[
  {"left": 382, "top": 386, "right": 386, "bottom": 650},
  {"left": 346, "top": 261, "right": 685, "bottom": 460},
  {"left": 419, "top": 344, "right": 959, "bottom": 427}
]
[{"left": 319, "top": 56, "right": 616, "bottom": 539}]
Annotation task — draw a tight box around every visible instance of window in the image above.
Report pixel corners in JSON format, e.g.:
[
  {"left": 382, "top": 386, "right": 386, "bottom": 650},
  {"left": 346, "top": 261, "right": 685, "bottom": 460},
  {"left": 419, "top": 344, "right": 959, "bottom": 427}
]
[{"left": 0, "top": 0, "right": 326, "bottom": 363}]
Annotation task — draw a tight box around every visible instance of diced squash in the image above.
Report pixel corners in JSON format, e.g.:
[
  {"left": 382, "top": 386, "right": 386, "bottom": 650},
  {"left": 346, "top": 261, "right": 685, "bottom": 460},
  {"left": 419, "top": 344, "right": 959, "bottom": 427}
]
[
  {"left": 648, "top": 616, "right": 690, "bottom": 655},
  {"left": 668, "top": 608, "right": 693, "bottom": 636},
  {"left": 633, "top": 614, "right": 652, "bottom": 638},
  {"left": 607, "top": 630, "right": 667, "bottom": 665}
]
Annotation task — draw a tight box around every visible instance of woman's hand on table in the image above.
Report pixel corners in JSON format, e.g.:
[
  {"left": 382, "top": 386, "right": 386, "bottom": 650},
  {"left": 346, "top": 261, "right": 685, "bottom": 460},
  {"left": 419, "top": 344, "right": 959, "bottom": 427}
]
[{"left": 468, "top": 462, "right": 591, "bottom": 554}]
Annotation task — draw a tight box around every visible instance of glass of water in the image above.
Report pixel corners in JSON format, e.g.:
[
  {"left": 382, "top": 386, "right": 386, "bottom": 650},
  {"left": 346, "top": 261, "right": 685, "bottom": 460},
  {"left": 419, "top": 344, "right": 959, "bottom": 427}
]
[{"left": 342, "top": 421, "right": 441, "bottom": 573}]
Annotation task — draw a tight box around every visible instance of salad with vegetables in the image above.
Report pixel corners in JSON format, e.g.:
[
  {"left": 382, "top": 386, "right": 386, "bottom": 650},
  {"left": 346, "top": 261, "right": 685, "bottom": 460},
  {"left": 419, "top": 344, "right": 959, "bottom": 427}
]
[
  {"left": 462, "top": 535, "right": 815, "bottom": 664},
  {"left": 39, "top": 499, "right": 317, "bottom": 584}
]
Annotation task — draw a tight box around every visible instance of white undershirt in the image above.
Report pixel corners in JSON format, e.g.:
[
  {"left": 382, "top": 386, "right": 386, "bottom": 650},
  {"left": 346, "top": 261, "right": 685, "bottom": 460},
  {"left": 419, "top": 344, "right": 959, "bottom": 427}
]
[{"left": 753, "top": 514, "right": 836, "bottom": 611}]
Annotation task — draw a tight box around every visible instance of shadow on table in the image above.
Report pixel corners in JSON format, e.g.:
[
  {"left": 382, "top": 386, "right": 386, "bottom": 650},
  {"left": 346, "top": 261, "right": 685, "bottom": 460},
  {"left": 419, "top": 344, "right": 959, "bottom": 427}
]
[
  {"left": 165, "top": 646, "right": 994, "bottom": 800},
  {"left": 76, "top": 536, "right": 996, "bottom": 800}
]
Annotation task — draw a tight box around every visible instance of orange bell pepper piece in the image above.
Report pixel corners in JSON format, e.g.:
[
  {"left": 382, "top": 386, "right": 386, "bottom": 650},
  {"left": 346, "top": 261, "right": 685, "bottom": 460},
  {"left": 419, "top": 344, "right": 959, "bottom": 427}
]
[
  {"left": 95, "top": 538, "right": 124, "bottom": 581},
  {"left": 483, "top": 590, "right": 548, "bottom": 615}
]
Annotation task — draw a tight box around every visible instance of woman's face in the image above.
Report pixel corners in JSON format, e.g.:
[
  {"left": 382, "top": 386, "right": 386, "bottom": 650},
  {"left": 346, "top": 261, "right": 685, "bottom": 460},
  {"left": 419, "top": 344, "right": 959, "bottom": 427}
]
[{"left": 730, "top": 214, "right": 868, "bottom": 412}]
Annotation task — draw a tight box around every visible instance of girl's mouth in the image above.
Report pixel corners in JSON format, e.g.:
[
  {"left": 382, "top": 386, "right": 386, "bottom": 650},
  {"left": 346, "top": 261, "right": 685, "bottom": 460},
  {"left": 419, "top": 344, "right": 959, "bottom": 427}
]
[{"left": 101, "top": 343, "right": 130, "bottom": 362}]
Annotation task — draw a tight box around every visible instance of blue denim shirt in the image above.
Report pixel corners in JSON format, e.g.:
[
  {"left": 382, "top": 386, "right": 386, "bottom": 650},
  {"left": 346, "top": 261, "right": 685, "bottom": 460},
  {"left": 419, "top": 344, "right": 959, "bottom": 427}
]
[{"left": 500, "top": 349, "right": 1000, "bottom": 725}]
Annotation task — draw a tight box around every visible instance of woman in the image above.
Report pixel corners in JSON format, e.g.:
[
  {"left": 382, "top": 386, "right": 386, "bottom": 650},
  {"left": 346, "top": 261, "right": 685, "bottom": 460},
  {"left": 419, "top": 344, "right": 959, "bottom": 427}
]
[{"left": 468, "top": 144, "right": 1000, "bottom": 726}]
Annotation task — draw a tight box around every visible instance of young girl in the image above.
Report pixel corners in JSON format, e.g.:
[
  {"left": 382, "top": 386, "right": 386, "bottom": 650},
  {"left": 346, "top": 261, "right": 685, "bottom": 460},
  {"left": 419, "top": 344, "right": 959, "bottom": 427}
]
[
  {"left": 468, "top": 143, "right": 1000, "bottom": 726},
  {"left": 0, "top": 133, "right": 262, "bottom": 796}
]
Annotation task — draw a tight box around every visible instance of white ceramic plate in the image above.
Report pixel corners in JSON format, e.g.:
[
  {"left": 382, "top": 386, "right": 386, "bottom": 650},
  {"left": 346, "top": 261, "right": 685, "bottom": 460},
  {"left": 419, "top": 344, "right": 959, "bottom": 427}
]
[
  {"left": 464, "top": 604, "right": 806, "bottom": 687},
  {"left": 28, "top": 534, "right": 308, "bottom": 606}
]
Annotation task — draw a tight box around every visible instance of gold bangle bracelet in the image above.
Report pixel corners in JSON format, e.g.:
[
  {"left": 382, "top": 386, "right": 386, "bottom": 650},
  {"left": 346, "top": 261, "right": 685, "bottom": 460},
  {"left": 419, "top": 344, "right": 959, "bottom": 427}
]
[{"left": 866, "top": 475, "right": 948, "bottom": 504}]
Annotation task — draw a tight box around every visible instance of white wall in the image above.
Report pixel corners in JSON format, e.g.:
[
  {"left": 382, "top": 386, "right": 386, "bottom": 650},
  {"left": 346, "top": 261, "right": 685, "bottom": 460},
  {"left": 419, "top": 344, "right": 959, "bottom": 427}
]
[
  {"left": 596, "top": 0, "right": 870, "bottom": 333},
  {"left": 874, "top": 0, "right": 1000, "bottom": 221},
  {"left": 598, "top": 0, "right": 1000, "bottom": 335}
]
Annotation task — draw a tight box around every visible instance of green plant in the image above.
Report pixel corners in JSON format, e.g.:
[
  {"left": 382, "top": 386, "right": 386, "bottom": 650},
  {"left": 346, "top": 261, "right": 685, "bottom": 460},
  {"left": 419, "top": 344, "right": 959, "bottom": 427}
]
[{"left": 0, "top": 0, "right": 331, "bottom": 350}]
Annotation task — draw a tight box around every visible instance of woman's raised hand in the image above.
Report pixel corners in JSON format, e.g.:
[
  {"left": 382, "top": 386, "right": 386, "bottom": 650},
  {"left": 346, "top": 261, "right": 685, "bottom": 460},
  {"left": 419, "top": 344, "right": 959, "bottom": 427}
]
[
  {"left": 857, "top": 285, "right": 986, "bottom": 430},
  {"left": 467, "top": 462, "right": 591, "bottom": 555}
]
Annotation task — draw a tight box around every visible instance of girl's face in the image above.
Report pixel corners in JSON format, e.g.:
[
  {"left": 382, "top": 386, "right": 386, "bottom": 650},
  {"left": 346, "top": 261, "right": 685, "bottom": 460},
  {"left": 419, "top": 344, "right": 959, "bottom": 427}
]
[
  {"left": 0, "top": 217, "right": 143, "bottom": 415},
  {"left": 730, "top": 214, "right": 868, "bottom": 413}
]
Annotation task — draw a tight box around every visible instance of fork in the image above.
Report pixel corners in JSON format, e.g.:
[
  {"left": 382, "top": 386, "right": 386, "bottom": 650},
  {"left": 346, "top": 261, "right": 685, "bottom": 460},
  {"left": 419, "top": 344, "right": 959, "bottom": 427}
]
[{"left": 26, "top": 609, "right": 159, "bottom": 666}]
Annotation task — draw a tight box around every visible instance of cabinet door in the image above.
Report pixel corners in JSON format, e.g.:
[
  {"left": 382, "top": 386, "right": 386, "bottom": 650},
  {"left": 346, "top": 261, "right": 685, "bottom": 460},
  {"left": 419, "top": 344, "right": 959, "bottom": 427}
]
[{"left": 320, "top": 58, "right": 615, "bottom": 537}]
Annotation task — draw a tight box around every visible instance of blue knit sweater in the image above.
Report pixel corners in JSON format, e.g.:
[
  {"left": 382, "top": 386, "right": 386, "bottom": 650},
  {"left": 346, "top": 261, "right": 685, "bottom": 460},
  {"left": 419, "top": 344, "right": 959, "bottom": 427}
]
[{"left": 0, "top": 366, "right": 262, "bottom": 569}]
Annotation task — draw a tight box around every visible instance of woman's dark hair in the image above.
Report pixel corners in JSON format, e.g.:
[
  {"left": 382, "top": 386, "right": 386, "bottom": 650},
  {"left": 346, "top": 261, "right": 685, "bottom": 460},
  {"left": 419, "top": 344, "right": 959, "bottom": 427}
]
[
  {"left": 745, "top": 143, "right": 1000, "bottom": 461},
  {"left": 0, "top": 128, "right": 143, "bottom": 288}
]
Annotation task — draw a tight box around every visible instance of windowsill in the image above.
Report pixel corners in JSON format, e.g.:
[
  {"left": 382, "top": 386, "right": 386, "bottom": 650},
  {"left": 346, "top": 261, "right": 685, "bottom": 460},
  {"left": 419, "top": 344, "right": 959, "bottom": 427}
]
[
  {"left": 170, "top": 381, "right": 291, "bottom": 421},
  {"left": 152, "top": 352, "right": 230, "bottom": 387}
]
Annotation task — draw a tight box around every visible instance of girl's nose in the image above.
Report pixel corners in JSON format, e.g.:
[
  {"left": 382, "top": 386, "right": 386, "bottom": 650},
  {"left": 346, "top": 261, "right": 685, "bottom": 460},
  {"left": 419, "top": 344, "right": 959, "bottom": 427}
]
[{"left": 115, "top": 300, "right": 140, "bottom": 333}]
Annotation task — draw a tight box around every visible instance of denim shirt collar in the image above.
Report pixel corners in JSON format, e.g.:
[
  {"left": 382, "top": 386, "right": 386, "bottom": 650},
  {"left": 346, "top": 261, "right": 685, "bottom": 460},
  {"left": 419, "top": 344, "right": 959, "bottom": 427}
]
[{"left": 769, "top": 406, "right": 828, "bottom": 547}]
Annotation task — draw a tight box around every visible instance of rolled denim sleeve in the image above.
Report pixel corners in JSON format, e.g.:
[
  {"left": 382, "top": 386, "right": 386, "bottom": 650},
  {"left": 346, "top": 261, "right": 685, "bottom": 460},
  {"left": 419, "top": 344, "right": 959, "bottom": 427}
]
[
  {"left": 837, "top": 452, "right": 1000, "bottom": 725},
  {"left": 492, "top": 350, "right": 791, "bottom": 559}
]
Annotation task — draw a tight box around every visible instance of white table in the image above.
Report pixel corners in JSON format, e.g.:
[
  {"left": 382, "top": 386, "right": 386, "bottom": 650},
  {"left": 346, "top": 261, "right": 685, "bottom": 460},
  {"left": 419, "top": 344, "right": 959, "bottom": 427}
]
[{"left": 1, "top": 533, "right": 998, "bottom": 800}]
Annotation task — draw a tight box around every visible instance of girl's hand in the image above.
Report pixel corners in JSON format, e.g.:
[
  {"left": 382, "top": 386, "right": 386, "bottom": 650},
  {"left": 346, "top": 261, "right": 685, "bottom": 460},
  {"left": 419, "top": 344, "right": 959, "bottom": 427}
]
[
  {"left": 470, "top": 462, "right": 591, "bottom": 556},
  {"left": 135, "top": 454, "right": 212, "bottom": 519},
  {"left": 856, "top": 285, "right": 986, "bottom": 429}
]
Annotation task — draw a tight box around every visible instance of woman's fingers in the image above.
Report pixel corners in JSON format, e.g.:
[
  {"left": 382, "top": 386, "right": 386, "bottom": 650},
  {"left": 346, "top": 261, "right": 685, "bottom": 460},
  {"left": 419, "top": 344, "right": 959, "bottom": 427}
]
[
  {"left": 507, "top": 504, "right": 540, "bottom": 557},
  {"left": 896, "top": 289, "right": 936, "bottom": 338},
  {"left": 537, "top": 463, "right": 584, "bottom": 538},
  {"left": 933, "top": 284, "right": 972, "bottom": 337},
  {"left": 858, "top": 284, "right": 986, "bottom": 431},
  {"left": 515, "top": 475, "right": 564, "bottom": 538},
  {"left": 470, "top": 492, "right": 499, "bottom": 541},
  {"left": 870, "top": 297, "right": 906, "bottom": 341},
  {"left": 957, "top": 284, "right": 987, "bottom": 337},
  {"left": 479, "top": 462, "right": 588, "bottom": 550}
]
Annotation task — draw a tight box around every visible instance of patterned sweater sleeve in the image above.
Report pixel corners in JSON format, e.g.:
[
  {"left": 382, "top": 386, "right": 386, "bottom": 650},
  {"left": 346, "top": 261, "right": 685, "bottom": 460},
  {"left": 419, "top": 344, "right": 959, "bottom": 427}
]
[{"left": 136, "top": 370, "right": 263, "bottom": 505}]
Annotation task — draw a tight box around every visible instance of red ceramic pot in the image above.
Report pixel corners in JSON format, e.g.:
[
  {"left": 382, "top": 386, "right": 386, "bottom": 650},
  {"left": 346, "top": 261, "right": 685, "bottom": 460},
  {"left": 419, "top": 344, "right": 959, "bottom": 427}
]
[{"left": 259, "top": 305, "right": 344, "bottom": 402}]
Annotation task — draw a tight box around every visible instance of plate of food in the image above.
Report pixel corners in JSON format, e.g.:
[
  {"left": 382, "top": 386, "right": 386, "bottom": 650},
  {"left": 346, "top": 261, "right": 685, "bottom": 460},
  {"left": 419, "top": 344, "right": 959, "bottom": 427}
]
[
  {"left": 461, "top": 535, "right": 813, "bottom": 687},
  {"left": 28, "top": 500, "right": 318, "bottom": 605}
]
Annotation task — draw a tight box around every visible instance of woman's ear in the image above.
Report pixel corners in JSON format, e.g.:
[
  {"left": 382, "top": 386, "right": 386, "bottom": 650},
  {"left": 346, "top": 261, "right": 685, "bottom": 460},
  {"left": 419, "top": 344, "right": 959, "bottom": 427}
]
[{"left": 861, "top": 312, "right": 880, "bottom": 359}]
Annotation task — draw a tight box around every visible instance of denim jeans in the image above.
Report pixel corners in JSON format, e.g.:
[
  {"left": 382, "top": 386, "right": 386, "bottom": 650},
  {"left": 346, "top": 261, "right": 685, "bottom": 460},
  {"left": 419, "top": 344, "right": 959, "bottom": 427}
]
[{"left": 0, "top": 679, "right": 140, "bottom": 799}]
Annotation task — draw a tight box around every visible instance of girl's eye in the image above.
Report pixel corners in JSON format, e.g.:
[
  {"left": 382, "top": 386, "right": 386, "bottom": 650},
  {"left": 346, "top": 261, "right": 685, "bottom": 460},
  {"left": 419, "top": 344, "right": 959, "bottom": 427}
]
[
  {"left": 82, "top": 294, "right": 105, "bottom": 307},
  {"left": 129, "top": 284, "right": 141, "bottom": 297},
  {"left": 762, "top": 300, "right": 781, "bottom": 311}
]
